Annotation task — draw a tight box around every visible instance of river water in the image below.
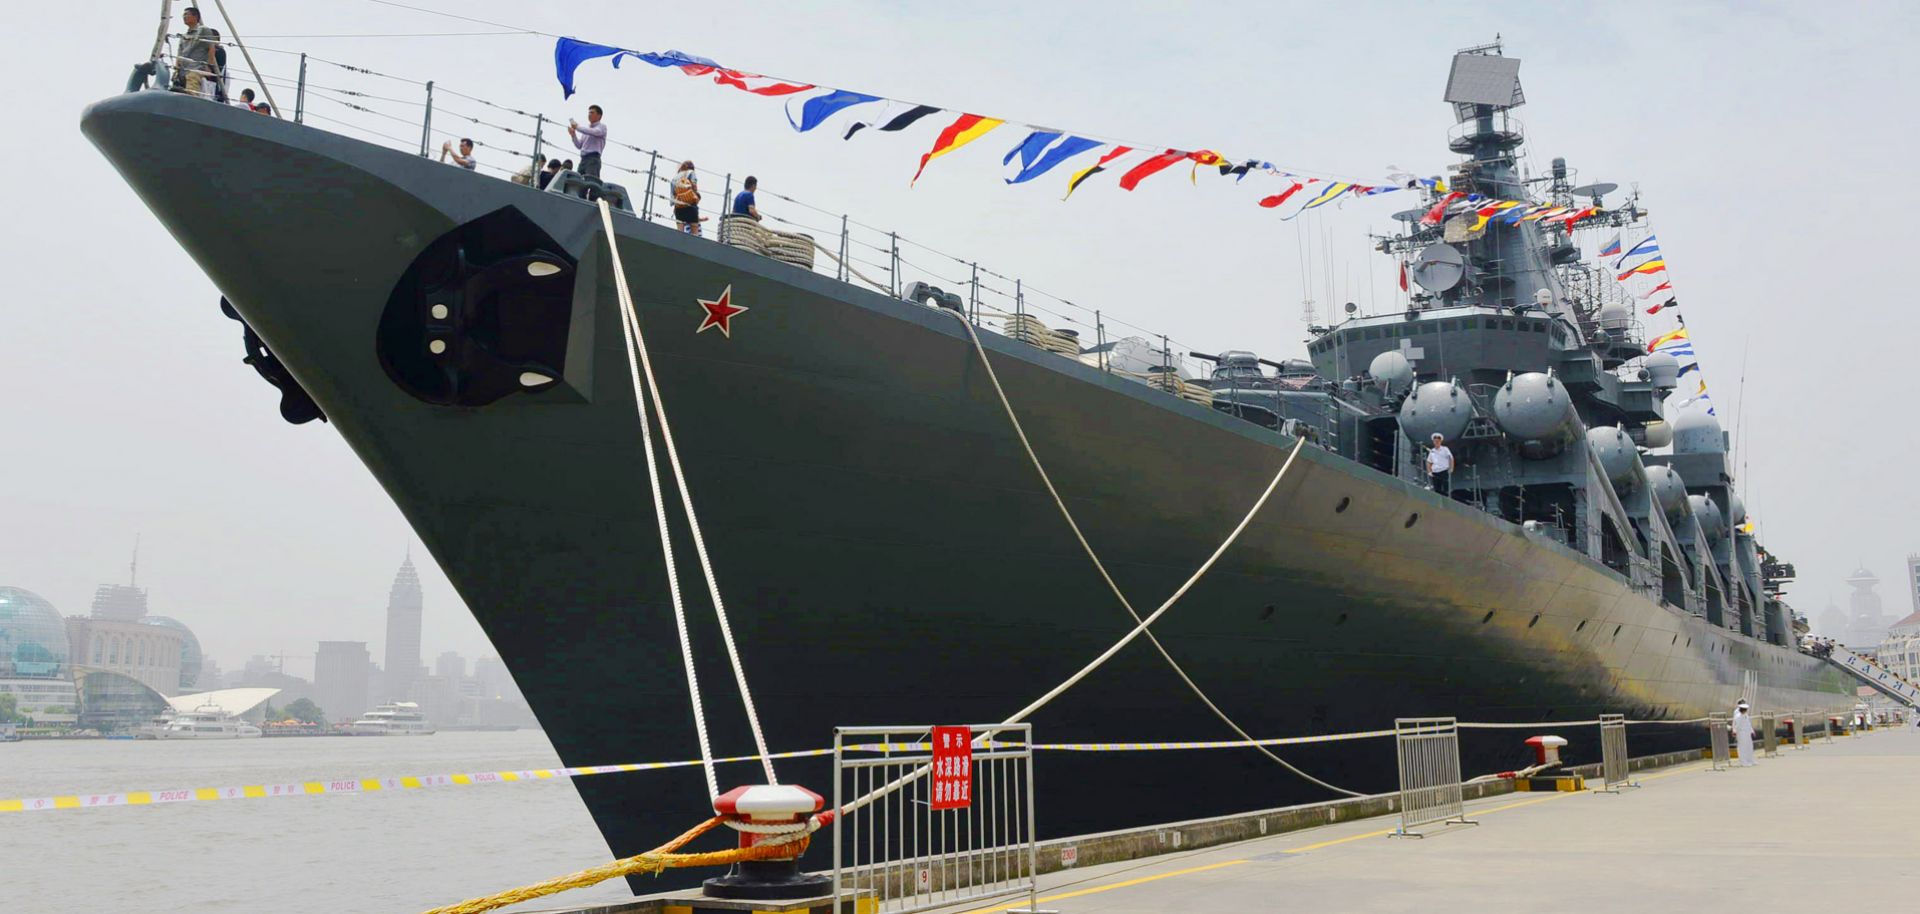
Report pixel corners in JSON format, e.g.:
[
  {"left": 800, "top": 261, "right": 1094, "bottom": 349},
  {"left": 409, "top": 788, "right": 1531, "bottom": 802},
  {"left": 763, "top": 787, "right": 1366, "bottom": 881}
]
[{"left": 2, "top": 731, "right": 641, "bottom": 913}]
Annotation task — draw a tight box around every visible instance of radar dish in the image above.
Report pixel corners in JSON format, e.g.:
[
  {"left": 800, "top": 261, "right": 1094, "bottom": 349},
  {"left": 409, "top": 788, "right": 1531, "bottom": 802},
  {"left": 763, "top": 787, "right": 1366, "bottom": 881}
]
[
  {"left": 1569, "top": 182, "right": 1617, "bottom": 199},
  {"left": 1392, "top": 208, "right": 1427, "bottom": 223},
  {"left": 1444, "top": 53, "right": 1524, "bottom": 107},
  {"left": 1441, "top": 214, "right": 1486, "bottom": 244},
  {"left": 1411, "top": 243, "right": 1466, "bottom": 292}
]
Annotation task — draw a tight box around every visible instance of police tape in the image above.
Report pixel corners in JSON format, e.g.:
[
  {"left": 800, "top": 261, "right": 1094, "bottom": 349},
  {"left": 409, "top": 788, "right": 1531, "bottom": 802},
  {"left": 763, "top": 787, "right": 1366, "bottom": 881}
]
[
  {"left": 0, "top": 719, "right": 1719, "bottom": 812},
  {"left": 0, "top": 747, "right": 834, "bottom": 814}
]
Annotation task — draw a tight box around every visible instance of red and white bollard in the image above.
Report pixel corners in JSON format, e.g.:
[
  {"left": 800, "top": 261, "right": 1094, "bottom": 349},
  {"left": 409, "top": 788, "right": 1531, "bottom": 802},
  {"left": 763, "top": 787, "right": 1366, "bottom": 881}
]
[
  {"left": 703, "top": 784, "right": 832, "bottom": 900},
  {"left": 1524, "top": 734, "right": 1567, "bottom": 768}
]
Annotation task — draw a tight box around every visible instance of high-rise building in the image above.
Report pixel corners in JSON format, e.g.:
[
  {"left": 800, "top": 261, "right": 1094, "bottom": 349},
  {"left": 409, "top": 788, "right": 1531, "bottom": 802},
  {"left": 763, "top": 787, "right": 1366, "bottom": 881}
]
[
  {"left": 412, "top": 673, "right": 461, "bottom": 727},
  {"left": 382, "top": 555, "right": 423, "bottom": 702},
  {"left": 1906, "top": 554, "right": 1920, "bottom": 617},
  {"left": 313, "top": 641, "right": 372, "bottom": 724},
  {"left": 69, "top": 547, "right": 204, "bottom": 696},
  {"left": 435, "top": 650, "right": 465, "bottom": 682},
  {"left": 473, "top": 656, "right": 523, "bottom": 702},
  {"left": 89, "top": 583, "right": 148, "bottom": 622},
  {"left": 1842, "top": 566, "right": 1893, "bottom": 649}
]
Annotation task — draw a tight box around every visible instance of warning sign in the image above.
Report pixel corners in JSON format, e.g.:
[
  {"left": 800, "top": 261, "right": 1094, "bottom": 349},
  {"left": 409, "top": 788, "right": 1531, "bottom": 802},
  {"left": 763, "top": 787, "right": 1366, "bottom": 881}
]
[{"left": 930, "top": 725, "right": 972, "bottom": 810}]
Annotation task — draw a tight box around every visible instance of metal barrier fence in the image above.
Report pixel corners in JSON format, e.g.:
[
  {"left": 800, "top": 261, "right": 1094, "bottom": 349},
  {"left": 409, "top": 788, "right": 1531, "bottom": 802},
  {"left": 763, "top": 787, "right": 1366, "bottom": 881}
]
[
  {"left": 1708, "top": 712, "right": 1731, "bottom": 770},
  {"left": 1596, "top": 713, "right": 1638, "bottom": 792},
  {"left": 1761, "top": 714, "right": 1780, "bottom": 758},
  {"left": 832, "top": 725, "right": 1038, "bottom": 914},
  {"left": 1390, "top": 717, "right": 1476, "bottom": 837}
]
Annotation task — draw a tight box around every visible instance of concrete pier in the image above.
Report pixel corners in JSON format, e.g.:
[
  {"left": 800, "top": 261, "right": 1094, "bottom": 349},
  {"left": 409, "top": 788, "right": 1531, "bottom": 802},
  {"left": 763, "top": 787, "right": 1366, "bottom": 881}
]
[
  {"left": 526, "top": 727, "right": 1917, "bottom": 914},
  {"left": 925, "top": 726, "right": 1920, "bottom": 913}
]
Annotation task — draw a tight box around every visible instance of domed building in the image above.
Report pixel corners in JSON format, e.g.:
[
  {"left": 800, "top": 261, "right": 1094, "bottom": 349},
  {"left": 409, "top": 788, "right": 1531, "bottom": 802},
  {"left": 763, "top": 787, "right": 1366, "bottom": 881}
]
[
  {"left": 141, "top": 615, "right": 204, "bottom": 691},
  {"left": 0, "top": 586, "right": 79, "bottom": 724}
]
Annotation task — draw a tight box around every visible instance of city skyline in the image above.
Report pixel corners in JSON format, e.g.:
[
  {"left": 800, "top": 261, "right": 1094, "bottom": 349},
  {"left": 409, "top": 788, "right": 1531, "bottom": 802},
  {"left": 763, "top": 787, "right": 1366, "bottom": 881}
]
[{"left": 1, "top": 540, "right": 499, "bottom": 680}]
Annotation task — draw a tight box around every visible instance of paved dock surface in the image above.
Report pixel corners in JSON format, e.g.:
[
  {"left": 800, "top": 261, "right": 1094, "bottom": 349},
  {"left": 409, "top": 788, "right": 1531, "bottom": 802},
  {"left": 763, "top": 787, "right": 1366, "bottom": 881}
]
[{"left": 939, "top": 727, "right": 1920, "bottom": 914}]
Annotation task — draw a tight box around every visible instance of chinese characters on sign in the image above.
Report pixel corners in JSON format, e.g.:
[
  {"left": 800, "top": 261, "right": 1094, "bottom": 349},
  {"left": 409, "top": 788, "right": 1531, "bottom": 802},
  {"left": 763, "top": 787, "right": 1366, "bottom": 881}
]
[{"left": 930, "top": 725, "right": 972, "bottom": 810}]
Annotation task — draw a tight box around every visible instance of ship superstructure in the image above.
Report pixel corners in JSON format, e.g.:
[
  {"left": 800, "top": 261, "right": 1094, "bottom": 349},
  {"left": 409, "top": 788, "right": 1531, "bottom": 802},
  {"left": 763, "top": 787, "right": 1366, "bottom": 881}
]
[{"left": 1204, "top": 44, "right": 1791, "bottom": 649}]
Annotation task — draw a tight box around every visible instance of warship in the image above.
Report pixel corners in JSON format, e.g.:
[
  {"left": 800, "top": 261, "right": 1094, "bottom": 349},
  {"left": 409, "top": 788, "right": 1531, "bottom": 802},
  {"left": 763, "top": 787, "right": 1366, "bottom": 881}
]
[{"left": 83, "top": 39, "right": 1856, "bottom": 881}]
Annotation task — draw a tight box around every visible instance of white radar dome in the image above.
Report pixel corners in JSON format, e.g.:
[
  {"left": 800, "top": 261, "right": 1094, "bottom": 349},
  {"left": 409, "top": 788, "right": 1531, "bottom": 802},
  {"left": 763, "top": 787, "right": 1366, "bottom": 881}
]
[
  {"left": 1670, "top": 403, "right": 1726, "bottom": 455},
  {"left": 1368, "top": 350, "right": 1414, "bottom": 396},
  {"left": 1644, "top": 351, "right": 1679, "bottom": 389}
]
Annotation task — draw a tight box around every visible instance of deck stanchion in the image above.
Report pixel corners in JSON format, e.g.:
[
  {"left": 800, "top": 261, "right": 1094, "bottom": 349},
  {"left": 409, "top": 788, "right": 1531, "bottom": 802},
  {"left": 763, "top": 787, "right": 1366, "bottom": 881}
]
[
  {"left": 889, "top": 232, "right": 900, "bottom": 297},
  {"left": 641, "top": 151, "right": 659, "bottom": 221},
  {"left": 969, "top": 263, "right": 980, "bottom": 324},
  {"left": 294, "top": 53, "right": 306, "bottom": 124},
  {"left": 531, "top": 114, "right": 544, "bottom": 179},
  {"left": 419, "top": 80, "right": 434, "bottom": 157},
  {"left": 1096, "top": 310, "right": 1107, "bottom": 372},
  {"left": 839, "top": 215, "right": 850, "bottom": 283}
]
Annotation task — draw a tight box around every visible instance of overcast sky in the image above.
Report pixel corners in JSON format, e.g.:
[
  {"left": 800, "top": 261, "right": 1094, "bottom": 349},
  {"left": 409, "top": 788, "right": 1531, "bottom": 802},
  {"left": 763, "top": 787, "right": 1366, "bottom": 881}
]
[{"left": 3, "top": 1, "right": 1917, "bottom": 675}]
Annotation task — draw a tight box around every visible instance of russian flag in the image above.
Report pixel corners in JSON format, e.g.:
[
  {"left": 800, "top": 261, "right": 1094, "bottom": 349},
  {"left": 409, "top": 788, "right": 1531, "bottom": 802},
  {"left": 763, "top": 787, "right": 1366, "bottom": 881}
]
[{"left": 1599, "top": 233, "right": 1622, "bottom": 258}]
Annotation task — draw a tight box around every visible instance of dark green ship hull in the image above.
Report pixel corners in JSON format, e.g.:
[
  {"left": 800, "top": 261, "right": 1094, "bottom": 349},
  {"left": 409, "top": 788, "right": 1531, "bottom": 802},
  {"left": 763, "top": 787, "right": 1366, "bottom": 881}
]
[{"left": 83, "top": 91, "right": 1852, "bottom": 881}]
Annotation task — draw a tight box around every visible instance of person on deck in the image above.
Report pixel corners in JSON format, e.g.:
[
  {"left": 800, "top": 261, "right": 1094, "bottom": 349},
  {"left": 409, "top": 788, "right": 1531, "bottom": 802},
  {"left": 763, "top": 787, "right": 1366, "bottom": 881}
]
[
  {"left": 732, "top": 176, "right": 762, "bottom": 222},
  {"left": 442, "top": 138, "right": 477, "bottom": 171},
  {"left": 568, "top": 105, "right": 607, "bottom": 181},
  {"left": 671, "top": 161, "right": 703, "bottom": 235},
  {"left": 537, "top": 158, "right": 562, "bottom": 190},
  {"left": 175, "top": 7, "right": 221, "bottom": 99},
  {"left": 1732, "top": 700, "right": 1756, "bottom": 767},
  {"left": 1426, "top": 433, "right": 1454, "bottom": 495}
]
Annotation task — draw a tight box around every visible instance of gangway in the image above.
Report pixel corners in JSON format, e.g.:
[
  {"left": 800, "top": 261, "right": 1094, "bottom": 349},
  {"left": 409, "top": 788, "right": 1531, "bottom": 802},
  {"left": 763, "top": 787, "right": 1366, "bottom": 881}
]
[{"left": 1821, "top": 644, "right": 1920, "bottom": 709}]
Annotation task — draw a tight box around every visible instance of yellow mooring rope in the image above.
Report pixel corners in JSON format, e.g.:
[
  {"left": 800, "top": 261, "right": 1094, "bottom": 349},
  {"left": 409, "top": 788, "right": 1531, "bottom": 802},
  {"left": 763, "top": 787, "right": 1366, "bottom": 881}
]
[{"left": 420, "top": 814, "right": 810, "bottom": 914}]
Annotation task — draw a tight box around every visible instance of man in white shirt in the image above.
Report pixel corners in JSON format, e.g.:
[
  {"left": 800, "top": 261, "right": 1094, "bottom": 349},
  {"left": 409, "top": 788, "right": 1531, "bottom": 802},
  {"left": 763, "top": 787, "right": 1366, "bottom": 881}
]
[
  {"left": 1732, "top": 700, "right": 1756, "bottom": 767},
  {"left": 1426, "top": 432, "right": 1454, "bottom": 495}
]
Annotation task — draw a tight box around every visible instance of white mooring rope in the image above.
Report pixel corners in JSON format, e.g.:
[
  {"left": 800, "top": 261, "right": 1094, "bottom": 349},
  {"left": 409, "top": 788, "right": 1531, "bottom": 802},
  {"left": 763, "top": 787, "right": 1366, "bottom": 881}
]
[
  {"left": 936, "top": 312, "right": 1363, "bottom": 795},
  {"left": 599, "top": 200, "right": 778, "bottom": 794},
  {"left": 823, "top": 328, "right": 1312, "bottom": 827}
]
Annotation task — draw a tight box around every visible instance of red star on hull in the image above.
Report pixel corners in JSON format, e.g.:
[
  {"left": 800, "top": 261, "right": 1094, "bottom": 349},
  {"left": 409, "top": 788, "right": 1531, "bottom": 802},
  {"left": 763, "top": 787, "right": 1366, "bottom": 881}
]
[{"left": 696, "top": 285, "right": 748, "bottom": 338}]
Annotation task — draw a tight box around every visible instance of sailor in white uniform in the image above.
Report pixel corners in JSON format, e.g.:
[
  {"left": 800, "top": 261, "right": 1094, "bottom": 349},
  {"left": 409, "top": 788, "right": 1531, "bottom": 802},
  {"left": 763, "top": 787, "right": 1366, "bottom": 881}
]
[{"left": 1732, "top": 700, "right": 1756, "bottom": 767}]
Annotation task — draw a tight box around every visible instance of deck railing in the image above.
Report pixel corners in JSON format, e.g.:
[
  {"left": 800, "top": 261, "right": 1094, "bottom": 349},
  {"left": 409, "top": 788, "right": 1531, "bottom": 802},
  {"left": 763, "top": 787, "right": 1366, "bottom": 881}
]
[{"left": 142, "top": 37, "right": 1225, "bottom": 387}]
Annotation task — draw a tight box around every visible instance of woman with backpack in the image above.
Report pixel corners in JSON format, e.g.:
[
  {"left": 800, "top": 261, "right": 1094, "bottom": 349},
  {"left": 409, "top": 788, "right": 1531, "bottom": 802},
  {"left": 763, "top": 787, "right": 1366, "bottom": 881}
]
[{"left": 670, "top": 161, "right": 704, "bottom": 235}]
